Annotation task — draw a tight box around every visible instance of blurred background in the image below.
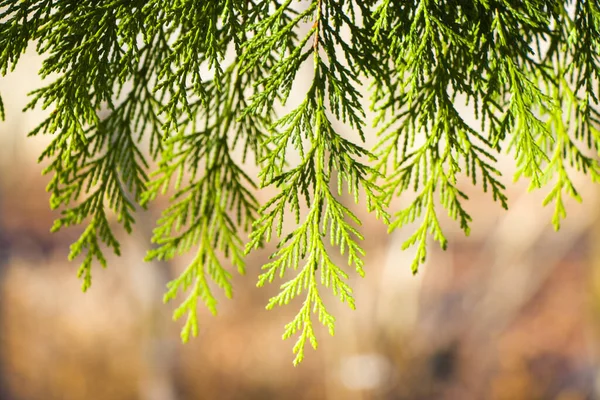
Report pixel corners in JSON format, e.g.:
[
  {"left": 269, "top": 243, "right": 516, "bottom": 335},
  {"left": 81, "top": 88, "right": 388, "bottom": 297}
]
[{"left": 1, "top": 49, "right": 600, "bottom": 400}]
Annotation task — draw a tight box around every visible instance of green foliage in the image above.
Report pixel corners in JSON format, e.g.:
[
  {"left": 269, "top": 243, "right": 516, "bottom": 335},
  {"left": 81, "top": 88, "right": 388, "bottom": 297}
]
[{"left": 1, "top": 0, "right": 600, "bottom": 363}]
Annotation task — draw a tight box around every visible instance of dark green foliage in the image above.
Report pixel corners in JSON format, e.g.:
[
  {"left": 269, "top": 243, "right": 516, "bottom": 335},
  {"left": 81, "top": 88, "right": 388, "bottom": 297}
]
[{"left": 1, "top": 0, "right": 599, "bottom": 363}]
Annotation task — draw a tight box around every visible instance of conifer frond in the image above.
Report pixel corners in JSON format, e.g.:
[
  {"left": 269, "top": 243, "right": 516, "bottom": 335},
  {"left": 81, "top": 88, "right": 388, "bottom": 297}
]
[
  {"left": 244, "top": 0, "right": 388, "bottom": 362},
  {"left": 2, "top": 0, "right": 600, "bottom": 363},
  {"left": 143, "top": 58, "right": 271, "bottom": 336}
]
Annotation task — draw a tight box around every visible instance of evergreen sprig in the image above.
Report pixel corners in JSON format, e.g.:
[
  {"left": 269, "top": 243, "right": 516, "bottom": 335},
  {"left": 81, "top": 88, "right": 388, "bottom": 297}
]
[{"left": 1, "top": 0, "right": 600, "bottom": 363}]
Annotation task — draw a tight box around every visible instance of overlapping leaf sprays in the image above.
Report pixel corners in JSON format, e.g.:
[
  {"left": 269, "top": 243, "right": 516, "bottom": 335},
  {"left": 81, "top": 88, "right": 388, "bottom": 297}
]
[
  {"left": 1, "top": 0, "right": 599, "bottom": 363},
  {"left": 242, "top": 0, "right": 388, "bottom": 363}
]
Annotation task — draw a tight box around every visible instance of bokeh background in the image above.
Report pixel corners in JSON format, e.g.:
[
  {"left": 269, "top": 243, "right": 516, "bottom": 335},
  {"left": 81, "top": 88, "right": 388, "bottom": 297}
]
[{"left": 1, "top": 47, "right": 600, "bottom": 400}]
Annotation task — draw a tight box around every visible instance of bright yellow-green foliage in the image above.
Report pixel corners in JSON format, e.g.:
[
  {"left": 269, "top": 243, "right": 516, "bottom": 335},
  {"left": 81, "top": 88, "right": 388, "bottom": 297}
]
[{"left": 1, "top": 0, "right": 600, "bottom": 364}]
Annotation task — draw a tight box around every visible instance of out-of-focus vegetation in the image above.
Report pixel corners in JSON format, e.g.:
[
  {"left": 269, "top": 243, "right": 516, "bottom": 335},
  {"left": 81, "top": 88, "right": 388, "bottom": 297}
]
[{"left": 0, "top": 157, "right": 598, "bottom": 400}]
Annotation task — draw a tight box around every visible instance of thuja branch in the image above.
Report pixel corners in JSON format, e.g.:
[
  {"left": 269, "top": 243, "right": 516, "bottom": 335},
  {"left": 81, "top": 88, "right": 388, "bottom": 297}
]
[{"left": 0, "top": 0, "right": 599, "bottom": 363}]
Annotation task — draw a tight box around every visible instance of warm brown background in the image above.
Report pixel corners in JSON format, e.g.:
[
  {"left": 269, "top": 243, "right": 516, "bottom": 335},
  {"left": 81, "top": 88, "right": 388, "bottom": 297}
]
[{"left": 0, "top": 50, "right": 599, "bottom": 400}]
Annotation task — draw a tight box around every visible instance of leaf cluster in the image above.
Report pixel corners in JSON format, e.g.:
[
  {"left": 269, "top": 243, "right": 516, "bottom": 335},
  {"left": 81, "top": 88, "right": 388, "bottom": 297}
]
[{"left": 1, "top": 0, "right": 600, "bottom": 363}]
